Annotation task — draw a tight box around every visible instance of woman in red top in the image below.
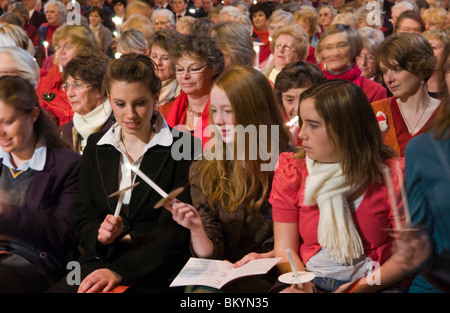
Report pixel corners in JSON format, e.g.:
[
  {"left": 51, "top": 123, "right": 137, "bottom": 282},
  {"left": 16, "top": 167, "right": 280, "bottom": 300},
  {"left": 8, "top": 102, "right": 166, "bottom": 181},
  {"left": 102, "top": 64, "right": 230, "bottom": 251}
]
[
  {"left": 315, "top": 23, "right": 387, "bottom": 103},
  {"left": 372, "top": 33, "right": 441, "bottom": 157},
  {"left": 36, "top": 24, "right": 104, "bottom": 128},
  {"left": 159, "top": 34, "right": 224, "bottom": 147},
  {"left": 270, "top": 80, "right": 412, "bottom": 293}
]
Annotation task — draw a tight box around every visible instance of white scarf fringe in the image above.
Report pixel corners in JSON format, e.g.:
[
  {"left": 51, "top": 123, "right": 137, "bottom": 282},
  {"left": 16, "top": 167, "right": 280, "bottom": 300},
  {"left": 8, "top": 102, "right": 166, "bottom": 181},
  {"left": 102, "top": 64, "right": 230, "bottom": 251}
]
[{"left": 303, "top": 157, "right": 364, "bottom": 265}]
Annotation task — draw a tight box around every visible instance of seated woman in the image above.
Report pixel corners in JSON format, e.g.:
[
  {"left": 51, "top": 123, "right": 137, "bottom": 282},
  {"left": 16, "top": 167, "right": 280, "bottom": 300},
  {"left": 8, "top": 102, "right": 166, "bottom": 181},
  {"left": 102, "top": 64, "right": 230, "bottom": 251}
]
[
  {"left": 36, "top": 24, "right": 104, "bottom": 128},
  {"left": 315, "top": 23, "right": 387, "bottom": 103},
  {"left": 262, "top": 24, "right": 310, "bottom": 84},
  {"left": 48, "top": 54, "right": 196, "bottom": 293},
  {"left": 164, "top": 65, "right": 295, "bottom": 293},
  {"left": 148, "top": 29, "right": 183, "bottom": 108},
  {"left": 160, "top": 34, "right": 224, "bottom": 147},
  {"left": 372, "top": 33, "right": 441, "bottom": 157},
  {"left": 274, "top": 61, "right": 326, "bottom": 144},
  {"left": 270, "top": 79, "right": 410, "bottom": 293},
  {"left": 402, "top": 42, "right": 450, "bottom": 293},
  {"left": 0, "top": 75, "right": 81, "bottom": 292},
  {"left": 61, "top": 54, "right": 114, "bottom": 154},
  {"left": 269, "top": 80, "right": 414, "bottom": 292}
]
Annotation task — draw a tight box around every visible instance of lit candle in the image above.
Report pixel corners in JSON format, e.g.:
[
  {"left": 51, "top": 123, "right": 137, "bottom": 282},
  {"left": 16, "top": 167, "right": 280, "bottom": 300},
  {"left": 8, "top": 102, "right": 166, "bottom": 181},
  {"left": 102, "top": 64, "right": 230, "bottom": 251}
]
[
  {"left": 254, "top": 44, "right": 260, "bottom": 70},
  {"left": 43, "top": 41, "right": 49, "bottom": 59}
]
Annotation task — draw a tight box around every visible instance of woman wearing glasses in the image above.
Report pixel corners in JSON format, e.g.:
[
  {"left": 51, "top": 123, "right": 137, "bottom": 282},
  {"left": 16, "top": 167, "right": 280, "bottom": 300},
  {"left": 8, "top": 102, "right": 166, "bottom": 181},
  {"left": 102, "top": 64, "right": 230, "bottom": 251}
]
[
  {"left": 356, "top": 26, "right": 385, "bottom": 83},
  {"left": 148, "top": 29, "right": 183, "bottom": 107},
  {"left": 262, "top": 24, "right": 310, "bottom": 84},
  {"left": 159, "top": 34, "right": 224, "bottom": 147},
  {"left": 315, "top": 23, "right": 387, "bottom": 103},
  {"left": 36, "top": 24, "right": 104, "bottom": 128},
  {"left": 61, "top": 55, "right": 114, "bottom": 154}
]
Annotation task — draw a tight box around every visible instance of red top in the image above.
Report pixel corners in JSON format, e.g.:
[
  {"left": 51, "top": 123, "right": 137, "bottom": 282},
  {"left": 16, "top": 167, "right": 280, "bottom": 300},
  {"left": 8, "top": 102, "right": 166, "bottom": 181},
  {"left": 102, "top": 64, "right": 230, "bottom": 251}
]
[
  {"left": 270, "top": 152, "right": 403, "bottom": 266},
  {"left": 160, "top": 91, "right": 210, "bottom": 147},
  {"left": 36, "top": 66, "right": 73, "bottom": 128},
  {"left": 390, "top": 97, "right": 441, "bottom": 157}
]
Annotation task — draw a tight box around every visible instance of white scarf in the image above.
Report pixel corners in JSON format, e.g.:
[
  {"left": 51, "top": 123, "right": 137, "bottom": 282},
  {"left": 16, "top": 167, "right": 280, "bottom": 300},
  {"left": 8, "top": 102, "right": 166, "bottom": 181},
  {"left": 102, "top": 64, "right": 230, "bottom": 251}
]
[
  {"left": 73, "top": 100, "right": 112, "bottom": 142},
  {"left": 303, "top": 157, "right": 364, "bottom": 265}
]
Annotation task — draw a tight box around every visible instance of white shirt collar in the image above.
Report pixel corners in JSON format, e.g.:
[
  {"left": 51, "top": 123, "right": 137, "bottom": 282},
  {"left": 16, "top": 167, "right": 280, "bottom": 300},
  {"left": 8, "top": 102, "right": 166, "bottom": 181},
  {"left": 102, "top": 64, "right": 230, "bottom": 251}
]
[
  {"left": 0, "top": 140, "right": 47, "bottom": 171},
  {"left": 97, "top": 111, "right": 173, "bottom": 155}
]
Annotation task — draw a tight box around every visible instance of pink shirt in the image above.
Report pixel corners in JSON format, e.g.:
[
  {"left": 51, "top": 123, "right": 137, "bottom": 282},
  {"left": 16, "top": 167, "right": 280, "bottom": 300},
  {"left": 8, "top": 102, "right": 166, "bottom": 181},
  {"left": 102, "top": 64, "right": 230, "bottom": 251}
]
[{"left": 270, "top": 152, "right": 404, "bottom": 266}]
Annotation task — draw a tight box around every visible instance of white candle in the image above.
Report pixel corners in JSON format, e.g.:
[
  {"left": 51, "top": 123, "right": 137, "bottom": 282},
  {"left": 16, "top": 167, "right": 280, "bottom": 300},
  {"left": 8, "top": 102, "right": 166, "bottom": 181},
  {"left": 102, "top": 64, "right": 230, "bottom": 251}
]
[
  {"left": 286, "top": 248, "right": 303, "bottom": 288},
  {"left": 394, "top": 160, "right": 411, "bottom": 225},
  {"left": 114, "top": 191, "right": 125, "bottom": 218},
  {"left": 254, "top": 45, "right": 260, "bottom": 70},
  {"left": 43, "top": 41, "right": 49, "bottom": 59},
  {"left": 382, "top": 167, "right": 402, "bottom": 231},
  {"left": 125, "top": 163, "right": 169, "bottom": 198}
]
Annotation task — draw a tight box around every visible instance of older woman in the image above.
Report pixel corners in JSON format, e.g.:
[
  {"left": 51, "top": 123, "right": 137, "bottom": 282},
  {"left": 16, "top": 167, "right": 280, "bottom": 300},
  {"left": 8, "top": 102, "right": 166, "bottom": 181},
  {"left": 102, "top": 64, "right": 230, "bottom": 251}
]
[
  {"left": 294, "top": 8, "right": 320, "bottom": 48},
  {"left": 422, "top": 29, "right": 449, "bottom": 99},
  {"left": 151, "top": 8, "right": 175, "bottom": 31},
  {"left": 36, "top": 24, "right": 104, "bottom": 128},
  {"left": 274, "top": 60, "right": 326, "bottom": 144},
  {"left": 148, "top": 29, "right": 183, "bottom": 107},
  {"left": 357, "top": 26, "right": 385, "bottom": 82},
  {"left": 372, "top": 33, "right": 441, "bottom": 157},
  {"left": 421, "top": 7, "right": 448, "bottom": 31},
  {"left": 160, "top": 34, "right": 224, "bottom": 146},
  {"left": 36, "top": 0, "right": 66, "bottom": 67},
  {"left": 263, "top": 24, "right": 309, "bottom": 84},
  {"left": 318, "top": 3, "right": 337, "bottom": 33},
  {"left": 61, "top": 55, "right": 113, "bottom": 154},
  {"left": 316, "top": 23, "right": 387, "bottom": 103}
]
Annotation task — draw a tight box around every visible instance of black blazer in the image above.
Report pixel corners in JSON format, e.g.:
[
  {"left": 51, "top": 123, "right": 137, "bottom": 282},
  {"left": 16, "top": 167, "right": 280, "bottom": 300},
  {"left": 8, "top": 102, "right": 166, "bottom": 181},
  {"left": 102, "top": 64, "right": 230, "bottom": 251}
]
[
  {"left": 0, "top": 147, "right": 81, "bottom": 281},
  {"left": 75, "top": 128, "right": 198, "bottom": 290}
]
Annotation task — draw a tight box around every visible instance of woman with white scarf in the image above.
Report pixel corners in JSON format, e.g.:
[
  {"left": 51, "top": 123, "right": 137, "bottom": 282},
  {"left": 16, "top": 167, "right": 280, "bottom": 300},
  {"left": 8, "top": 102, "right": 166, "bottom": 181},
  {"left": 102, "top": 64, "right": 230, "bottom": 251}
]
[
  {"left": 61, "top": 54, "right": 114, "bottom": 154},
  {"left": 270, "top": 79, "right": 413, "bottom": 293}
]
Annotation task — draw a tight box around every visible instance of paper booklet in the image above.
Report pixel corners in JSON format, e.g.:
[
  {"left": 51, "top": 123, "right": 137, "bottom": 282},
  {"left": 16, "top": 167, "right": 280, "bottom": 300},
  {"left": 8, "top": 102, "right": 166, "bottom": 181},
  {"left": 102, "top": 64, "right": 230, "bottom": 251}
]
[{"left": 170, "top": 257, "right": 282, "bottom": 289}]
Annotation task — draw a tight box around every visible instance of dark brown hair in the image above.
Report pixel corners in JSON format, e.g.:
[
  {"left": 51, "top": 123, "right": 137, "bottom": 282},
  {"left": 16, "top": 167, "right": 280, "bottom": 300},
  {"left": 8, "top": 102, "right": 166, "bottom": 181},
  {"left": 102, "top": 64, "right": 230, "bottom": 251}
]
[
  {"left": 297, "top": 79, "right": 396, "bottom": 186},
  {"left": 0, "top": 75, "right": 68, "bottom": 149}
]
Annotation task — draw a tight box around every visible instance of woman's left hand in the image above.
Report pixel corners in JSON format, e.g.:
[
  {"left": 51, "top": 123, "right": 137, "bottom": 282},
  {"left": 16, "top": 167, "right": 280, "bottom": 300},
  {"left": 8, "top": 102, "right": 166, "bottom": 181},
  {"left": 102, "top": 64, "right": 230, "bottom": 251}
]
[
  {"left": 232, "top": 251, "right": 274, "bottom": 268},
  {"left": 77, "top": 268, "right": 122, "bottom": 293}
]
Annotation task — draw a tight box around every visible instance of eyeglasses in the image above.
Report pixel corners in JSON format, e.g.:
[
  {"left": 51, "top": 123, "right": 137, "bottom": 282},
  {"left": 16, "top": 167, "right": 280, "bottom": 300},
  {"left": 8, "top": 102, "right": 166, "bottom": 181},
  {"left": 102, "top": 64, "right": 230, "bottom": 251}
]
[
  {"left": 153, "top": 19, "right": 169, "bottom": 26},
  {"left": 175, "top": 64, "right": 208, "bottom": 75},
  {"left": 55, "top": 43, "right": 75, "bottom": 52},
  {"left": 274, "top": 43, "right": 296, "bottom": 52},
  {"left": 356, "top": 54, "right": 376, "bottom": 63},
  {"left": 62, "top": 81, "right": 88, "bottom": 93}
]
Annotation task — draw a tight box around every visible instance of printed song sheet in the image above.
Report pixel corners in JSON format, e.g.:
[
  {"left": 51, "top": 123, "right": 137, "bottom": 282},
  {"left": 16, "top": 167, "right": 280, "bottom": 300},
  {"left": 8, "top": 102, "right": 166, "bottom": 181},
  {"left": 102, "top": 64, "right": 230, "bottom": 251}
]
[{"left": 170, "top": 257, "right": 281, "bottom": 289}]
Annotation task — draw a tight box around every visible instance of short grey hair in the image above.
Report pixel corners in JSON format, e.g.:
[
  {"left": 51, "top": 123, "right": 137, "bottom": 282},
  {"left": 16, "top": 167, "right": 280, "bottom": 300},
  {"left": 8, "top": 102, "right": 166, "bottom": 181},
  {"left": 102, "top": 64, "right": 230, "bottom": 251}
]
[
  {"left": 44, "top": 0, "right": 67, "bottom": 25},
  {"left": 0, "top": 46, "right": 40, "bottom": 86},
  {"left": 357, "top": 26, "right": 385, "bottom": 54},
  {"left": 152, "top": 8, "right": 175, "bottom": 26}
]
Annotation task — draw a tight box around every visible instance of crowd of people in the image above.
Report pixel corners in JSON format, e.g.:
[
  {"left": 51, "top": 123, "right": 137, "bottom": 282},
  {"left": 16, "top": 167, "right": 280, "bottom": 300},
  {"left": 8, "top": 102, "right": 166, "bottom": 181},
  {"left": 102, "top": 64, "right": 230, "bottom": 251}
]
[{"left": 0, "top": 0, "right": 449, "bottom": 295}]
